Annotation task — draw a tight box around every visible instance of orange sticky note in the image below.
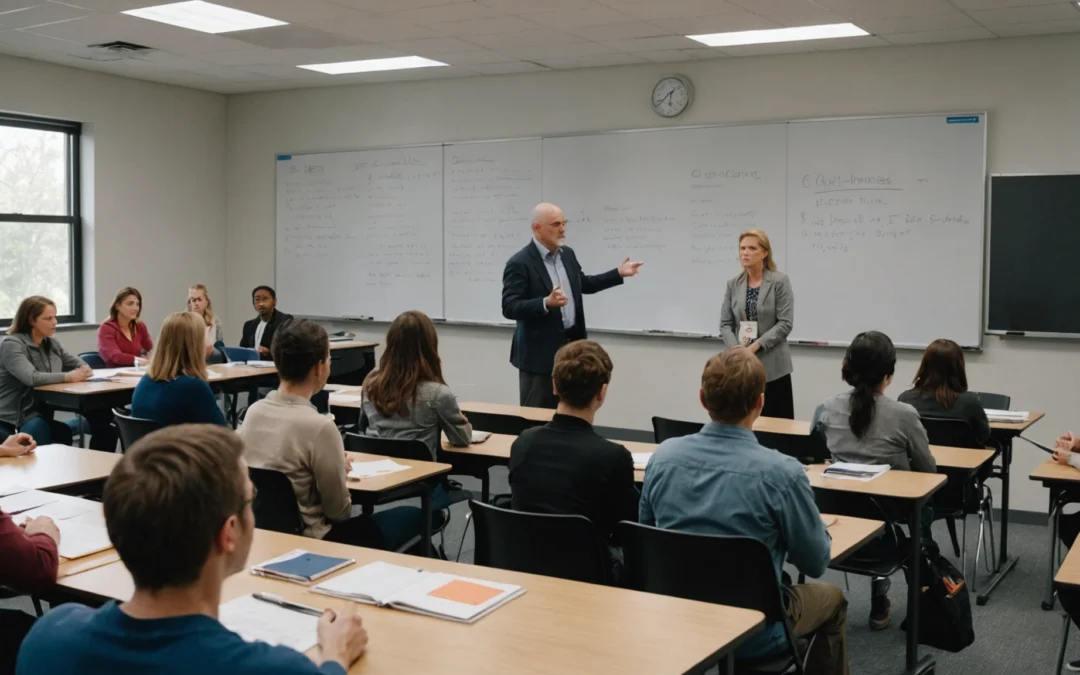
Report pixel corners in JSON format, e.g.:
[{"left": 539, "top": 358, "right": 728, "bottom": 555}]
[{"left": 427, "top": 579, "right": 503, "bottom": 606}]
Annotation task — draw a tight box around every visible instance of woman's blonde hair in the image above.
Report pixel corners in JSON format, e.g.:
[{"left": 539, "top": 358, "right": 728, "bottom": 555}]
[
  {"left": 738, "top": 229, "right": 777, "bottom": 272},
  {"left": 147, "top": 312, "right": 208, "bottom": 382},
  {"left": 187, "top": 284, "right": 215, "bottom": 327}
]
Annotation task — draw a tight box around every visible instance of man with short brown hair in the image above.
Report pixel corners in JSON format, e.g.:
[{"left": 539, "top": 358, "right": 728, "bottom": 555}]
[
  {"left": 509, "top": 340, "right": 638, "bottom": 543},
  {"left": 640, "top": 349, "right": 849, "bottom": 675},
  {"left": 17, "top": 425, "right": 369, "bottom": 675}
]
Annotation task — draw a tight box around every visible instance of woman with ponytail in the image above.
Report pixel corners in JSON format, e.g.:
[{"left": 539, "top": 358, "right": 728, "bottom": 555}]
[{"left": 812, "top": 330, "right": 936, "bottom": 632}]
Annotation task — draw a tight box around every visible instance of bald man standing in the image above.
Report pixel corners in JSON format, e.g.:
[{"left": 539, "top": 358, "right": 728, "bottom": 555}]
[{"left": 502, "top": 203, "right": 643, "bottom": 408}]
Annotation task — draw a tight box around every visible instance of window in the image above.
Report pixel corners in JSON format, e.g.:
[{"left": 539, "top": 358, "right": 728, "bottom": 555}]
[{"left": 0, "top": 112, "right": 82, "bottom": 326}]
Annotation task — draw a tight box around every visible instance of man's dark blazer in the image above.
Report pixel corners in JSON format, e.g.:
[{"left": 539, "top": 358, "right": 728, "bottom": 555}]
[
  {"left": 501, "top": 241, "right": 622, "bottom": 374},
  {"left": 239, "top": 309, "right": 293, "bottom": 350}
]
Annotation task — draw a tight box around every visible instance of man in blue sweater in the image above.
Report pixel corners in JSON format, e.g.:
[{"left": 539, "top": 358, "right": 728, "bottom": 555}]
[
  {"left": 640, "top": 349, "right": 849, "bottom": 675},
  {"left": 17, "top": 424, "right": 368, "bottom": 675}
]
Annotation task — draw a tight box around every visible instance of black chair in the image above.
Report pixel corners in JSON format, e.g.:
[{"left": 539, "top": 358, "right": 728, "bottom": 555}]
[
  {"left": 78, "top": 351, "right": 106, "bottom": 369},
  {"left": 651, "top": 416, "right": 703, "bottom": 443},
  {"left": 973, "top": 391, "right": 1011, "bottom": 410},
  {"left": 617, "top": 521, "right": 809, "bottom": 674},
  {"left": 112, "top": 408, "right": 162, "bottom": 453},
  {"left": 469, "top": 500, "right": 609, "bottom": 584},
  {"left": 248, "top": 467, "right": 304, "bottom": 535},
  {"left": 921, "top": 416, "right": 997, "bottom": 592},
  {"left": 465, "top": 411, "right": 540, "bottom": 436},
  {"left": 311, "top": 390, "right": 330, "bottom": 414}
]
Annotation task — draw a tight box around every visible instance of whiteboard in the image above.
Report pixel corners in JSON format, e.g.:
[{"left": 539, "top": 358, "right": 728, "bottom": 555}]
[
  {"left": 785, "top": 115, "right": 985, "bottom": 347},
  {"left": 542, "top": 124, "right": 788, "bottom": 335},
  {"left": 443, "top": 139, "right": 542, "bottom": 324},
  {"left": 276, "top": 146, "right": 443, "bottom": 320}
]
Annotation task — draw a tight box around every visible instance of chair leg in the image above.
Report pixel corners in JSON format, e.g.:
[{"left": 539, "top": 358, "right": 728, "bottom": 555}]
[
  {"left": 32, "top": 597, "right": 43, "bottom": 617},
  {"left": 974, "top": 507, "right": 987, "bottom": 583},
  {"left": 843, "top": 573, "right": 849, "bottom": 592},
  {"left": 455, "top": 512, "right": 472, "bottom": 562},
  {"left": 985, "top": 494, "right": 998, "bottom": 573},
  {"left": 945, "top": 516, "right": 961, "bottom": 558},
  {"left": 962, "top": 514, "right": 968, "bottom": 576},
  {"left": 1057, "top": 612, "right": 1070, "bottom": 674}
]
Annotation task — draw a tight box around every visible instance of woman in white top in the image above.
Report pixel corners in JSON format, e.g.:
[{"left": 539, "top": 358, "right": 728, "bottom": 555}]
[{"left": 186, "top": 284, "right": 223, "bottom": 361}]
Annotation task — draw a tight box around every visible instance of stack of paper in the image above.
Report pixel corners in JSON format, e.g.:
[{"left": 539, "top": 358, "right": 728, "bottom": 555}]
[
  {"left": 471, "top": 430, "right": 492, "bottom": 444},
  {"left": 219, "top": 595, "right": 319, "bottom": 653},
  {"left": 985, "top": 409, "right": 1029, "bottom": 423},
  {"left": 348, "top": 459, "right": 411, "bottom": 479},
  {"left": 0, "top": 484, "right": 29, "bottom": 498},
  {"left": 251, "top": 549, "right": 355, "bottom": 585},
  {"left": 55, "top": 520, "right": 113, "bottom": 559},
  {"left": 822, "top": 463, "right": 890, "bottom": 481},
  {"left": 245, "top": 360, "right": 276, "bottom": 368},
  {"left": 23, "top": 501, "right": 89, "bottom": 521},
  {"left": 0, "top": 490, "right": 58, "bottom": 515},
  {"left": 631, "top": 452, "right": 653, "bottom": 469}
]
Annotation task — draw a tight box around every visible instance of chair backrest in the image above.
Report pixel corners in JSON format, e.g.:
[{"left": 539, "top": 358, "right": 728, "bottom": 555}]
[
  {"left": 78, "top": 351, "right": 106, "bottom": 369},
  {"left": 222, "top": 346, "right": 261, "bottom": 363},
  {"left": 919, "top": 416, "right": 983, "bottom": 449},
  {"left": 311, "top": 390, "right": 330, "bottom": 414},
  {"left": 972, "top": 391, "right": 1011, "bottom": 410},
  {"left": 343, "top": 432, "right": 432, "bottom": 462},
  {"left": 617, "top": 521, "right": 789, "bottom": 625},
  {"left": 469, "top": 500, "right": 608, "bottom": 584},
  {"left": 465, "top": 411, "right": 540, "bottom": 436},
  {"left": 248, "top": 467, "right": 304, "bottom": 535},
  {"left": 651, "top": 416, "right": 703, "bottom": 443},
  {"left": 112, "top": 408, "right": 163, "bottom": 452}
]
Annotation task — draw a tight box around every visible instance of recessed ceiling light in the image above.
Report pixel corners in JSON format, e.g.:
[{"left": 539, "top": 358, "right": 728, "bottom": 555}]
[
  {"left": 298, "top": 56, "right": 449, "bottom": 75},
  {"left": 688, "top": 23, "right": 868, "bottom": 47},
  {"left": 123, "top": 1, "right": 286, "bottom": 34}
]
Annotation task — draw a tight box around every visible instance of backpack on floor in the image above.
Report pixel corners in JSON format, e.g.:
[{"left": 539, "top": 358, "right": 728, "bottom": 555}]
[{"left": 901, "top": 539, "right": 975, "bottom": 652}]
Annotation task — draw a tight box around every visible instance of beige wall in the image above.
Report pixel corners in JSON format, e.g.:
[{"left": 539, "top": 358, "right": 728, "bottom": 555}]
[{"left": 0, "top": 53, "right": 227, "bottom": 353}]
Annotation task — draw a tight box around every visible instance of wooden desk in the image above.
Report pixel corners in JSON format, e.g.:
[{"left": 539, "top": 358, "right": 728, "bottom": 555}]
[
  {"left": 329, "top": 340, "right": 378, "bottom": 352},
  {"left": 929, "top": 445, "right": 996, "bottom": 471},
  {"left": 1030, "top": 459, "right": 1080, "bottom": 611},
  {"left": 0, "top": 445, "right": 120, "bottom": 493},
  {"left": 58, "top": 529, "right": 764, "bottom": 675},
  {"left": 825, "top": 514, "right": 884, "bottom": 565},
  {"left": 328, "top": 386, "right": 364, "bottom": 409},
  {"left": 807, "top": 463, "right": 943, "bottom": 675},
  {"left": 989, "top": 411, "right": 1045, "bottom": 433},
  {"left": 344, "top": 452, "right": 450, "bottom": 559}
]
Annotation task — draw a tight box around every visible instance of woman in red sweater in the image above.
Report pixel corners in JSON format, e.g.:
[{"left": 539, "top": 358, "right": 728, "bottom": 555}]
[{"left": 97, "top": 287, "right": 154, "bottom": 368}]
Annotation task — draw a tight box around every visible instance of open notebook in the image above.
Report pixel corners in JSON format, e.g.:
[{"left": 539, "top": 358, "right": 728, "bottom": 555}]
[{"left": 312, "top": 561, "right": 524, "bottom": 624}]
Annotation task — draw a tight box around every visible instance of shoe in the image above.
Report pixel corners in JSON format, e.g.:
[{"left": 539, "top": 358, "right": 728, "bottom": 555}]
[
  {"left": 1067, "top": 659, "right": 1080, "bottom": 672},
  {"left": 869, "top": 596, "right": 891, "bottom": 631}
]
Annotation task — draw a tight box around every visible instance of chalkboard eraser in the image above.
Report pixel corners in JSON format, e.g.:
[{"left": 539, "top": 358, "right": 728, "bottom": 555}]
[
  {"left": 1005, "top": 331, "right": 1025, "bottom": 336},
  {"left": 342, "top": 315, "right": 373, "bottom": 322}
]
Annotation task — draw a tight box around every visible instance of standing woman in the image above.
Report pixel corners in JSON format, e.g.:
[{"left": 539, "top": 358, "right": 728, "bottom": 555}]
[
  {"left": 0, "top": 296, "right": 92, "bottom": 445},
  {"left": 187, "top": 284, "right": 223, "bottom": 361},
  {"left": 97, "top": 287, "right": 153, "bottom": 368},
  {"left": 720, "top": 229, "right": 795, "bottom": 419}
]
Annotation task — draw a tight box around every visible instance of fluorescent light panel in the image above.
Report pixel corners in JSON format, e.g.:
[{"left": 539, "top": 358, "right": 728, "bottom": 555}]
[
  {"left": 298, "top": 56, "right": 448, "bottom": 75},
  {"left": 123, "top": 1, "right": 286, "bottom": 34},
  {"left": 688, "top": 23, "right": 868, "bottom": 47}
]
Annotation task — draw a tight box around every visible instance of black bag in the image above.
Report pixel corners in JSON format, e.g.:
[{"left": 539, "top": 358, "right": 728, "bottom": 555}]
[{"left": 901, "top": 540, "right": 975, "bottom": 652}]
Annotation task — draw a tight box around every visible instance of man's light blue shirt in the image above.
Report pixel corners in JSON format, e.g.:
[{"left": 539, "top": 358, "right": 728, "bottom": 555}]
[
  {"left": 640, "top": 421, "right": 832, "bottom": 660},
  {"left": 533, "top": 237, "right": 575, "bottom": 331}
]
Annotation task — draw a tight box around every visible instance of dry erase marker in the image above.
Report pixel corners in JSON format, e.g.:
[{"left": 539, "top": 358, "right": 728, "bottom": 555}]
[{"left": 252, "top": 592, "right": 325, "bottom": 617}]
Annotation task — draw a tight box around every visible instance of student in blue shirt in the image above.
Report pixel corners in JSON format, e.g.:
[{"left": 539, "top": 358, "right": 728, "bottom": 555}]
[
  {"left": 130, "top": 312, "right": 227, "bottom": 427},
  {"left": 640, "top": 348, "right": 849, "bottom": 675},
  {"left": 17, "top": 424, "right": 369, "bottom": 675}
]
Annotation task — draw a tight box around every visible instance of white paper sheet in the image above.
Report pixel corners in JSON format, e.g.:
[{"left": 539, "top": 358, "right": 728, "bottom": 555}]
[
  {"left": 471, "top": 430, "right": 491, "bottom": 443},
  {"left": 55, "top": 520, "right": 113, "bottom": 559},
  {"left": 218, "top": 595, "right": 319, "bottom": 653},
  {"left": 984, "top": 409, "right": 1029, "bottom": 422},
  {"left": 330, "top": 394, "right": 364, "bottom": 405},
  {"left": 348, "top": 459, "right": 411, "bottom": 479},
  {"left": 0, "top": 490, "right": 58, "bottom": 514},
  {"left": 0, "top": 484, "right": 29, "bottom": 498},
  {"left": 23, "top": 501, "right": 90, "bottom": 521},
  {"left": 245, "top": 360, "right": 276, "bottom": 368},
  {"left": 822, "top": 462, "right": 890, "bottom": 482},
  {"left": 631, "top": 452, "right": 653, "bottom": 469}
]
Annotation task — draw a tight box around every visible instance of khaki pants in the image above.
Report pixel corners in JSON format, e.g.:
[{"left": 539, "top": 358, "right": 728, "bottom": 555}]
[{"left": 787, "top": 583, "right": 850, "bottom": 675}]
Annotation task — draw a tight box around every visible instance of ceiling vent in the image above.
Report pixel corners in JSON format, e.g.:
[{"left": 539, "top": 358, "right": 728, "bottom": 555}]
[{"left": 81, "top": 40, "right": 156, "bottom": 61}]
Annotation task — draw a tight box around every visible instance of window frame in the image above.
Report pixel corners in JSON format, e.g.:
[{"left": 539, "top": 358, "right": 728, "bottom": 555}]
[{"left": 0, "top": 112, "right": 83, "bottom": 328}]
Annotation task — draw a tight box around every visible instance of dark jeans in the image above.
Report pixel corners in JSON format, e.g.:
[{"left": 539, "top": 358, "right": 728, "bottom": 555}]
[
  {"left": 0, "top": 418, "right": 72, "bottom": 446},
  {"left": 518, "top": 370, "right": 557, "bottom": 409},
  {"left": 762, "top": 374, "right": 794, "bottom": 419},
  {"left": 1060, "top": 511, "right": 1080, "bottom": 548}
]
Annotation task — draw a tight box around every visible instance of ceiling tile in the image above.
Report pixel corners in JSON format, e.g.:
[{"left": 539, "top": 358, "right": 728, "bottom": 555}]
[
  {"left": 181, "top": 45, "right": 294, "bottom": 66},
  {"left": 811, "top": 35, "right": 890, "bottom": 50},
  {"left": 306, "top": 13, "right": 443, "bottom": 42},
  {"left": 380, "top": 2, "right": 504, "bottom": 25},
  {"left": 0, "top": 1, "right": 38, "bottom": 14},
  {"left": 746, "top": 2, "right": 847, "bottom": 28},
  {"left": 563, "top": 21, "right": 666, "bottom": 40},
  {"left": 522, "top": 6, "right": 635, "bottom": 29},
  {"left": 0, "top": 2, "right": 84, "bottom": 29},
  {"left": 991, "top": 17, "right": 1080, "bottom": 35},
  {"left": 810, "top": 0, "right": 956, "bottom": 20},
  {"left": 535, "top": 51, "right": 646, "bottom": 68},
  {"left": 379, "top": 35, "right": 479, "bottom": 54},
  {"left": 333, "top": 0, "right": 473, "bottom": 10},
  {"left": 229, "top": 25, "right": 361, "bottom": 50},
  {"left": 0, "top": 24, "right": 79, "bottom": 48},
  {"left": 854, "top": 12, "right": 978, "bottom": 34},
  {"left": 602, "top": 35, "right": 702, "bottom": 51},
  {"left": 477, "top": 0, "right": 600, "bottom": 13},
  {"left": 967, "top": 4, "right": 1080, "bottom": 27},
  {"left": 498, "top": 39, "right": 616, "bottom": 60},
  {"left": 881, "top": 26, "right": 996, "bottom": 43},
  {"left": 638, "top": 47, "right": 719, "bottom": 62},
  {"left": 438, "top": 48, "right": 515, "bottom": 64},
  {"left": 718, "top": 39, "right": 836, "bottom": 56},
  {"left": 27, "top": 13, "right": 251, "bottom": 52},
  {"left": 465, "top": 59, "right": 547, "bottom": 73},
  {"left": 215, "top": 0, "right": 360, "bottom": 24},
  {"left": 951, "top": 0, "right": 1072, "bottom": 8},
  {"left": 427, "top": 14, "right": 540, "bottom": 36},
  {"left": 612, "top": 0, "right": 751, "bottom": 21},
  {"left": 285, "top": 43, "right": 408, "bottom": 63},
  {"left": 466, "top": 27, "right": 581, "bottom": 49},
  {"left": 651, "top": 12, "right": 780, "bottom": 35},
  {"left": 50, "top": 0, "right": 148, "bottom": 11}
]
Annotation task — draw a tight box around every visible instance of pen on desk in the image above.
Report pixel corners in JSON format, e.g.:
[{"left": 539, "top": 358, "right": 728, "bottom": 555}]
[{"left": 252, "top": 591, "right": 326, "bottom": 617}]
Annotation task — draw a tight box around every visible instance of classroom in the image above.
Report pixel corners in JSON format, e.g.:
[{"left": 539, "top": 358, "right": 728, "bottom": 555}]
[{"left": 3, "top": 1, "right": 1080, "bottom": 674}]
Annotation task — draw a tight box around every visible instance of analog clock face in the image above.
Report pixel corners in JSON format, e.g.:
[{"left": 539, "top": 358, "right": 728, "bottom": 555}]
[{"left": 652, "top": 76, "right": 691, "bottom": 118}]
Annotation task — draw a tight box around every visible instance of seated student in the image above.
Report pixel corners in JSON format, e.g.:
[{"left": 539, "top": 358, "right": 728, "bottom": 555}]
[
  {"left": 898, "top": 338, "right": 991, "bottom": 445},
  {"left": 239, "top": 286, "right": 292, "bottom": 359},
  {"left": 97, "top": 287, "right": 153, "bottom": 368},
  {"left": 187, "top": 284, "right": 224, "bottom": 361},
  {"left": 641, "top": 349, "right": 846, "bottom": 675},
  {"left": 0, "top": 432, "right": 58, "bottom": 675},
  {"left": 1053, "top": 432, "right": 1080, "bottom": 672},
  {"left": 0, "top": 296, "right": 97, "bottom": 446},
  {"left": 812, "top": 330, "right": 935, "bottom": 631},
  {"left": 240, "top": 319, "right": 420, "bottom": 550},
  {"left": 16, "top": 424, "right": 368, "bottom": 675},
  {"left": 359, "top": 310, "right": 471, "bottom": 461},
  {"left": 130, "top": 312, "right": 227, "bottom": 428},
  {"left": 508, "top": 340, "right": 637, "bottom": 541}
]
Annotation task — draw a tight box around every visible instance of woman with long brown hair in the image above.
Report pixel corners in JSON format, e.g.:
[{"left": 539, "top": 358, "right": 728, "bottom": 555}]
[
  {"left": 899, "top": 338, "right": 990, "bottom": 444},
  {"left": 360, "top": 310, "right": 471, "bottom": 460},
  {"left": 97, "top": 286, "right": 153, "bottom": 368}
]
